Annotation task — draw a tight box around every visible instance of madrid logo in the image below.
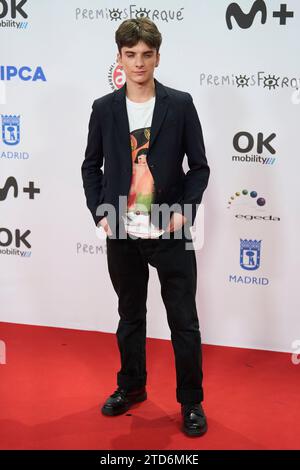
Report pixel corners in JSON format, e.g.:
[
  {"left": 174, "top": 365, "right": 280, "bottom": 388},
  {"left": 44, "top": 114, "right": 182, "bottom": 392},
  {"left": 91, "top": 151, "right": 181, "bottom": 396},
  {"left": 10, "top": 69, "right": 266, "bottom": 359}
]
[
  {"left": 1, "top": 114, "right": 20, "bottom": 145},
  {"left": 229, "top": 238, "right": 269, "bottom": 285},
  {"left": 240, "top": 239, "right": 261, "bottom": 270}
]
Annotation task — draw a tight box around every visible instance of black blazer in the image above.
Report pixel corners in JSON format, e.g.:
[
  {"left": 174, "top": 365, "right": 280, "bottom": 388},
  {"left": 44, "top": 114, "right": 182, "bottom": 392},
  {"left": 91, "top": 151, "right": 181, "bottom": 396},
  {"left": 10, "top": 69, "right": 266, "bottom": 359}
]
[{"left": 81, "top": 77, "right": 210, "bottom": 236}]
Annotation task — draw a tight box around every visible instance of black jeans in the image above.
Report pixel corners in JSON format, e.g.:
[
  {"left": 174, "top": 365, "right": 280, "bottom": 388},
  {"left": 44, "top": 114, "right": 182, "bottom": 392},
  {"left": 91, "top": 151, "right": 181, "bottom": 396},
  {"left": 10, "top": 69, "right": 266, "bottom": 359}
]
[{"left": 105, "top": 227, "right": 204, "bottom": 404}]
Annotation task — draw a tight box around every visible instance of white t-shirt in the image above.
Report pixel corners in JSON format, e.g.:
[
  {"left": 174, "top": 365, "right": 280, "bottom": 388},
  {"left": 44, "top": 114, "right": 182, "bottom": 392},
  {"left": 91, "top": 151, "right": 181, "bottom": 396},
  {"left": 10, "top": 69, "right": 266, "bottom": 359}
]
[{"left": 122, "top": 95, "right": 165, "bottom": 238}]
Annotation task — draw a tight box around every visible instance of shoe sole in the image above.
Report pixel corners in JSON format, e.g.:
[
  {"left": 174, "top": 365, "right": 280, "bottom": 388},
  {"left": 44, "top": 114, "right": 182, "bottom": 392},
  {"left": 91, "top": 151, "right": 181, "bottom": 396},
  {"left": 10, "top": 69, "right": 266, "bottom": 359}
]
[
  {"left": 101, "top": 392, "right": 147, "bottom": 416},
  {"left": 182, "top": 423, "right": 208, "bottom": 437}
]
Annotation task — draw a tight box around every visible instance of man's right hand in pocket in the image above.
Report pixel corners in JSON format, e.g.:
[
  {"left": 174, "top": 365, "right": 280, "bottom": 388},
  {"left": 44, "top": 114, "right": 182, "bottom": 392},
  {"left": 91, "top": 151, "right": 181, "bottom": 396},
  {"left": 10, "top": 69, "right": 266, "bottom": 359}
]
[{"left": 98, "top": 217, "right": 113, "bottom": 236}]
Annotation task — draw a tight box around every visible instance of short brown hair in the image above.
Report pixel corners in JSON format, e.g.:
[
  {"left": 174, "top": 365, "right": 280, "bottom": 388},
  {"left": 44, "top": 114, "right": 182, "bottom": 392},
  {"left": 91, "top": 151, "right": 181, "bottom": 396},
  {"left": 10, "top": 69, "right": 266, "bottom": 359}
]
[{"left": 115, "top": 18, "right": 162, "bottom": 54}]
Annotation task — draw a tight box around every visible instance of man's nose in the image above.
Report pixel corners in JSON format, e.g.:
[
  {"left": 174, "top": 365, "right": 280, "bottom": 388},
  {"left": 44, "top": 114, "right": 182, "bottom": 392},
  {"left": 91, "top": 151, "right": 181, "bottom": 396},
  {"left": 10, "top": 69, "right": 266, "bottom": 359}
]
[{"left": 135, "top": 57, "right": 144, "bottom": 67}]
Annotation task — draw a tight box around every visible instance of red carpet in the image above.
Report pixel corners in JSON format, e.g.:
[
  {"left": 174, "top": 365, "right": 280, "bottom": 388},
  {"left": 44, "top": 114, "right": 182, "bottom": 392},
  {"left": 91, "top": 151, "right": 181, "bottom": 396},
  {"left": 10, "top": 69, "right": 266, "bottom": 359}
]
[{"left": 0, "top": 322, "right": 299, "bottom": 450}]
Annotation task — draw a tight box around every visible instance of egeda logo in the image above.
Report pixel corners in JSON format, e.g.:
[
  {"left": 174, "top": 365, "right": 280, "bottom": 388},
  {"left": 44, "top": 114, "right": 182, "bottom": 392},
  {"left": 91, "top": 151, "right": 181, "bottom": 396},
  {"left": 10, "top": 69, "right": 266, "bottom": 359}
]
[
  {"left": 1, "top": 114, "right": 20, "bottom": 145},
  {"left": 226, "top": 187, "right": 281, "bottom": 222},
  {"left": 229, "top": 239, "right": 269, "bottom": 285}
]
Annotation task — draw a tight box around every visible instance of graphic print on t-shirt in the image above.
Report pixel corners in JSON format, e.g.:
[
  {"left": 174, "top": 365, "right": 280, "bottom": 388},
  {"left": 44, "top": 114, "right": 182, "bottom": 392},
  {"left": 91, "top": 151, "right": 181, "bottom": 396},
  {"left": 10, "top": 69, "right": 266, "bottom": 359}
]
[{"left": 127, "top": 126, "right": 155, "bottom": 215}]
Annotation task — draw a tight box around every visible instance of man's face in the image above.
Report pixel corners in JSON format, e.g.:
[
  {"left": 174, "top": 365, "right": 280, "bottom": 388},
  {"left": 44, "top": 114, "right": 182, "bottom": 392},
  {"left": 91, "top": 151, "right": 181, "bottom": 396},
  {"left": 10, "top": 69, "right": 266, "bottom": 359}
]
[{"left": 117, "top": 40, "right": 160, "bottom": 84}]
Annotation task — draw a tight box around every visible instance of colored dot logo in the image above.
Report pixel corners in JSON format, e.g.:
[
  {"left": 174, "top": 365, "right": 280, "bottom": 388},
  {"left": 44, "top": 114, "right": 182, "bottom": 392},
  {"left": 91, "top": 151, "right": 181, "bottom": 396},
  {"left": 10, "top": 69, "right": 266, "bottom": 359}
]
[{"left": 227, "top": 189, "right": 266, "bottom": 209}]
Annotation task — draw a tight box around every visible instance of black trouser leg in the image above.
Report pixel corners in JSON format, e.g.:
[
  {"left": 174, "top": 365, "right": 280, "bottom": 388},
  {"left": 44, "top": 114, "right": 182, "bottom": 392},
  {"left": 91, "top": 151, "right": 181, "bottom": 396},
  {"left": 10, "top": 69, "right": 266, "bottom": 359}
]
[
  {"left": 106, "top": 237, "right": 149, "bottom": 391},
  {"left": 149, "top": 234, "right": 203, "bottom": 404}
]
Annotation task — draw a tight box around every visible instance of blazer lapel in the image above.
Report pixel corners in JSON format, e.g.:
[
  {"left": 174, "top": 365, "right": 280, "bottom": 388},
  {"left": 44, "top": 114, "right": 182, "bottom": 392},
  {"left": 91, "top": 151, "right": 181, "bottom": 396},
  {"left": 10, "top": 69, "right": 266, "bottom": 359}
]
[{"left": 112, "top": 77, "right": 169, "bottom": 167}]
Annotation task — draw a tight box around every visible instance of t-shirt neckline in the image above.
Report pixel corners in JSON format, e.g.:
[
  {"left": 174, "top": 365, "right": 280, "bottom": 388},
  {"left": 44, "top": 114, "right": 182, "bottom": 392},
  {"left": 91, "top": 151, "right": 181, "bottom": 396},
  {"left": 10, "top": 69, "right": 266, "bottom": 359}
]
[{"left": 126, "top": 95, "right": 156, "bottom": 107}]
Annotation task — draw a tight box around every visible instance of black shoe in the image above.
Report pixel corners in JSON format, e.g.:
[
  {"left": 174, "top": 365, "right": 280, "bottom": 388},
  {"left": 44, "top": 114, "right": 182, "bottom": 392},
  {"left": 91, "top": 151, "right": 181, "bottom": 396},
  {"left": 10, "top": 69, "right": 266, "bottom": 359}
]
[
  {"left": 101, "top": 386, "right": 147, "bottom": 416},
  {"left": 181, "top": 403, "right": 208, "bottom": 436}
]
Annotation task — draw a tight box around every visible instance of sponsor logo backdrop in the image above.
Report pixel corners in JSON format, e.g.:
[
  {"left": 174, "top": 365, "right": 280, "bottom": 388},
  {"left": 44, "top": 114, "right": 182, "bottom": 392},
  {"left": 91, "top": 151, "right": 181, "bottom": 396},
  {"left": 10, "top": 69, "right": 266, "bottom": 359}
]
[{"left": 1, "top": 0, "right": 299, "bottom": 352}]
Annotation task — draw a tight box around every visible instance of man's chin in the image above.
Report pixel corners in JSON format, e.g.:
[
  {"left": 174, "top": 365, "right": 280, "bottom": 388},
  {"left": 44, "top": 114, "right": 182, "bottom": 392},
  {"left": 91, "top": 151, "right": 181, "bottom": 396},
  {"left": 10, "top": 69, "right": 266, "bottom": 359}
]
[{"left": 130, "top": 74, "right": 150, "bottom": 83}]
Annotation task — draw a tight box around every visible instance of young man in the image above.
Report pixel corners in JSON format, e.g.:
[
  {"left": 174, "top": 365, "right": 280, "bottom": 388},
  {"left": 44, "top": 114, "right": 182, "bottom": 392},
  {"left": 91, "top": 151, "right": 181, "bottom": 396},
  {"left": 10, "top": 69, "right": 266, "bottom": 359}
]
[{"left": 81, "top": 18, "right": 210, "bottom": 437}]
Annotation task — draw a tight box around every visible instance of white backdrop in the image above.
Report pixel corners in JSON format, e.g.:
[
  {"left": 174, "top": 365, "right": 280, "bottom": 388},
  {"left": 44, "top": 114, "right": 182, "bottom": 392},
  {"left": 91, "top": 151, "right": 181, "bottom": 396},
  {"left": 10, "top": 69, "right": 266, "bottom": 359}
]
[{"left": 1, "top": 0, "right": 299, "bottom": 352}]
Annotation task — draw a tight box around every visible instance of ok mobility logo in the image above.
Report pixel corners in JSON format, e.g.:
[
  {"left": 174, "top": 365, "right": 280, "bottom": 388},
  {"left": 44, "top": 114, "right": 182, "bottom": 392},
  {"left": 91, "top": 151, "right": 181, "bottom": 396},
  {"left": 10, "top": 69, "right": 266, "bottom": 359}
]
[
  {"left": 0, "top": 227, "right": 31, "bottom": 256},
  {"left": 226, "top": 0, "right": 294, "bottom": 29},
  {"left": 0, "top": 175, "right": 40, "bottom": 257},
  {"left": 231, "top": 131, "right": 277, "bottom": 165},
  {"left": 0, "top": 0, "right": 29, "bottom": 29}
]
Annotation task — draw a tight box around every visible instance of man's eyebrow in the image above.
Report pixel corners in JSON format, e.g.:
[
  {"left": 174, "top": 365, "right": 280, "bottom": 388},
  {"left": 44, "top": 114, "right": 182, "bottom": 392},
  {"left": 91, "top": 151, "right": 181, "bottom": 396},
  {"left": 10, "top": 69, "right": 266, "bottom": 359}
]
[{"left": 124, "top": 50, "right": 154, "bottom": 53}]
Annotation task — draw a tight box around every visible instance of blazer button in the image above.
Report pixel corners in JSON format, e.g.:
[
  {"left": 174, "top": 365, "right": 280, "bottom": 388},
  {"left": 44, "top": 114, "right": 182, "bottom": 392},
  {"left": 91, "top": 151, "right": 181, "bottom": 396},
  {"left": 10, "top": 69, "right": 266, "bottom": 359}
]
[{"left": 149, "top": 164, "right": 155, "bottom": 168}]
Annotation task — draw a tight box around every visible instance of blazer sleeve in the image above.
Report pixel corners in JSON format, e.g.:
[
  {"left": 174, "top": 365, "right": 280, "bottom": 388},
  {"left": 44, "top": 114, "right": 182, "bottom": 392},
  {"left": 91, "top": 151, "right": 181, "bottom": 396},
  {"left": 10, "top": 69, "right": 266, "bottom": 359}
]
[
  {"left": 81, "top": 100, "right": 107, "bottom": 226},
  {"left": 178, "top": 93, "right": 210, "bottom": 226}
]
